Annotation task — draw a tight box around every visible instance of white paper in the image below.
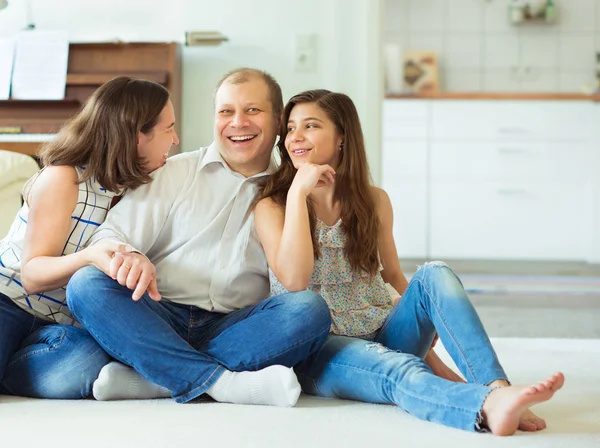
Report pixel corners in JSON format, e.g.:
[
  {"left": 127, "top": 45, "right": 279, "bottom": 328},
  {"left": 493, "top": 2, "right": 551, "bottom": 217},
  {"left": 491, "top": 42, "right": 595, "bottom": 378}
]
[
  {"left": 0, "top": 38, "right": 15, "bottom": 100},
  {"left": 11, "top": 30, "right": 69, "bottom": 100}
]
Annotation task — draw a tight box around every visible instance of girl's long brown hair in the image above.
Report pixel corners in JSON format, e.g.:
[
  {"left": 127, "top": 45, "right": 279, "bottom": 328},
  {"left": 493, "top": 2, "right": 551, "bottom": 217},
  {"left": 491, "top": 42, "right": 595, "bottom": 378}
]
[
  {"left": 39, "top": 76, "right": 170, "bottom": 192},
  {"left": 256, "top": 89, "right": 380, "bottom": 276}
]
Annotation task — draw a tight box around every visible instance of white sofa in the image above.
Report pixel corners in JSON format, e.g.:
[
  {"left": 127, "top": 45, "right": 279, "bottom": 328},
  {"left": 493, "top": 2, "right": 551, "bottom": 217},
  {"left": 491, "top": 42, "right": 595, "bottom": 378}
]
[{"left": 0, "top": 149, "right": 39, "bottom": 238}]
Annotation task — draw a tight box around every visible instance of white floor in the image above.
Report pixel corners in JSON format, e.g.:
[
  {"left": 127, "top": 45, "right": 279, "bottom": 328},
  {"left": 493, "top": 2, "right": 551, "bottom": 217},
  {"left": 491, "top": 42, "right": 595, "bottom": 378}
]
[{"left": 1, "top": 338, "right": 598, "bottom": 448}]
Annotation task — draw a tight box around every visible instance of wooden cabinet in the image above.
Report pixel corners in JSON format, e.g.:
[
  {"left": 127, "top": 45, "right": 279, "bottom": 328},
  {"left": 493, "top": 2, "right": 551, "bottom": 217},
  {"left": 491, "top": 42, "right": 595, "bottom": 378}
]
[
  {"left": 382, "top": 99, "right": 598, "bottom": 262},
  {"left": 0, "top": 42, "right": 181, "bottom": 157}
]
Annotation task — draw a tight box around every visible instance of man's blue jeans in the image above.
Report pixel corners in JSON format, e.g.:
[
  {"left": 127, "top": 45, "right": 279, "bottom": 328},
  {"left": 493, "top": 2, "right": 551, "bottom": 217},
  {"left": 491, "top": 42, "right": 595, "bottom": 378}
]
[
  {"left": 66, "top": 266, "right": 332, "bottom": 403},
  {"left": 0, "top": 293, "right": 109, "bottom": 398},
  {"left": 294, "top": 262, "right": 508, "bottom": 432}
]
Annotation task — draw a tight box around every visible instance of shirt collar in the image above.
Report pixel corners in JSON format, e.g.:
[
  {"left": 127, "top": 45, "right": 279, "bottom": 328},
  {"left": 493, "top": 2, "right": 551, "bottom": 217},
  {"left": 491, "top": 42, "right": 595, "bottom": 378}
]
[{"left": 200, "top": 141, "right": 278, "bottom": 180}]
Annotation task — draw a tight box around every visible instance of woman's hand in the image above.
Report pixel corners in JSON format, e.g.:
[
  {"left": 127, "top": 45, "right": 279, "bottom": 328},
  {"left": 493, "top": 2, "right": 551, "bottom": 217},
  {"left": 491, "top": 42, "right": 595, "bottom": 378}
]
[{"left": 83, "top": 241, "right": 134, "bottom": 276}]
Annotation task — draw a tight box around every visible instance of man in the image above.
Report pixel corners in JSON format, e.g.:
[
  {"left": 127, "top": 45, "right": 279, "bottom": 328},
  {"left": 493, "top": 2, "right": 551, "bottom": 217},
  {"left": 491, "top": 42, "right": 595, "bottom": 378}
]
[{"left": 66, "top": 68, "right": 331, "bottom": 406}]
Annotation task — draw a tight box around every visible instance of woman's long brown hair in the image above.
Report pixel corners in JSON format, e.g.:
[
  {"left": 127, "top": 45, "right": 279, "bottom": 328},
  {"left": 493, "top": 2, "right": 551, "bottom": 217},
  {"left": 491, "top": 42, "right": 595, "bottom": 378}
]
[
  {"left": 39, "top": 76, "right": 170, "bottom": 192},
  {"left": 256, "top": 89, "right": 380, "bottom": 276}
]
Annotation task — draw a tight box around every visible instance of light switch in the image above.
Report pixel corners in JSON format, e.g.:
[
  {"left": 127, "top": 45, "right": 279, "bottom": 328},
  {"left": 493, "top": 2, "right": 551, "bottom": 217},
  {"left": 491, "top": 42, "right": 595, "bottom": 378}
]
[{"left": 294, "top": 34, "right": 318, "bottom": 72}]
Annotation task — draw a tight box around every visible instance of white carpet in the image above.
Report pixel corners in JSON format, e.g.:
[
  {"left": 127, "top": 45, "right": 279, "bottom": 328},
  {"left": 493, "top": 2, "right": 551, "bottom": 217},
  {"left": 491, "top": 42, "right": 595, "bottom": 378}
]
[{"left": 1, "top": 338, "right": 599, "bottom": 448}]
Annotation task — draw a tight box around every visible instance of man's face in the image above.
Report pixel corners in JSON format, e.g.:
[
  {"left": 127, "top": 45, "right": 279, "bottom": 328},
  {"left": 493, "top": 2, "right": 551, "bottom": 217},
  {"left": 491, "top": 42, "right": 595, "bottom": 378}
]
[{"left": 214, "top": 77, "right": 278, "bottom": 177}]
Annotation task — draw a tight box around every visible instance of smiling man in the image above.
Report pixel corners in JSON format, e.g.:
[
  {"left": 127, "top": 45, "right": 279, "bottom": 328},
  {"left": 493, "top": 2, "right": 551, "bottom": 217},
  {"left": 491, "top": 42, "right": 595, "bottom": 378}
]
[{"left": 65, "top": 68, "right": 331, "bottom": 406}]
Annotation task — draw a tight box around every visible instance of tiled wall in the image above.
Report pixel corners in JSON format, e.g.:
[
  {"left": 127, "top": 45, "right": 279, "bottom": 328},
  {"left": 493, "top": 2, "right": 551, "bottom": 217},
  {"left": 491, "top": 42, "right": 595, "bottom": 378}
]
[{"left": 384, "top": 0, "right": 600, "bottom": 92}]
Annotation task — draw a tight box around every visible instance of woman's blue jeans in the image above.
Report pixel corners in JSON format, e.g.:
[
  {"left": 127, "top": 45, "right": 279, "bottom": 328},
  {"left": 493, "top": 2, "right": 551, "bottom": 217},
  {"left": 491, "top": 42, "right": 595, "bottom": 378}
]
[
  {"left": 294, "top": 262, "right": 508, "bottom": 432},
  {"left": 0, "top": 293, "right": 109, "bottom": 398}
]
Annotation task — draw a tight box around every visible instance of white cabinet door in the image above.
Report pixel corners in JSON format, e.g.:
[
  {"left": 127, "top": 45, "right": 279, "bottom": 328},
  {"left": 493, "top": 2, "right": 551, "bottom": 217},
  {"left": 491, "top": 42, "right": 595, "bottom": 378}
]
[
  {"left": 431, "top": 101, "right": 595, "bottom": 142},
  {"left": 590, "top": 104, "right": 600, "bottom": 263},
  {"left": 430, "top": 142, "right": 590, "bottom": 183},
  {"left": 382, "top": 140, "right": 428, "bottom": 258},
  {"left": 429, "top": 181, "right": 589, "bottom": 260},
  {"left": 386, "top": 181, "right": 428, "bottom": 259},
  {"left": 383, "top": 100, "right": 429, "bottom": 140}
]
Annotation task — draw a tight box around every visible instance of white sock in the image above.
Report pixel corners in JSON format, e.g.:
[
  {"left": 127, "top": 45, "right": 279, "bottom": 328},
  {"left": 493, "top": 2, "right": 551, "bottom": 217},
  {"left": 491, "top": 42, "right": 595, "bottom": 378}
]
[
  {"left": 93, "top": 362, "right": 171, "bottom": 401},
  {"left": 206, "top": 365, "right": 301, "bottom": 407}
]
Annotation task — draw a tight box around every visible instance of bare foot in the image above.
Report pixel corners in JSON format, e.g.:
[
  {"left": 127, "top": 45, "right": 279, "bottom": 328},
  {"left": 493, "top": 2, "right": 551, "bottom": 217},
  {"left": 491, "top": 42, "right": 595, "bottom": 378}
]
[
  {"left": 519, "top": 408, "right": 547, "bottom": 431},
  {"left": 488, "top": 379, "right": 547, "bottom": 431},
  {"left": 482, "top": 372, "right": 564, "bottom": 436}
]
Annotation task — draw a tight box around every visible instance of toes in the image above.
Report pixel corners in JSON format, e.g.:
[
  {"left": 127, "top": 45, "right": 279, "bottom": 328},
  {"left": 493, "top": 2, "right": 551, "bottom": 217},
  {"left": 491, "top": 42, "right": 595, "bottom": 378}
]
[{"left": 518, "top": 420, "right": 537, "bottom": 432}]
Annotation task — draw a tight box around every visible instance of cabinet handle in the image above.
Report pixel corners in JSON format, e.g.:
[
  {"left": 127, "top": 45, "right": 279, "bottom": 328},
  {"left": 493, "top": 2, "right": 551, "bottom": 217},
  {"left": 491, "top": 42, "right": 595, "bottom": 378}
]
[
  {"left": 497, "top": 147, "right": 526, "bottom": 154},
  {"left": 498, "top": 127, "right": 529, "bottom": 134},
  {"left": 497, "top": 188, "right": 527, "bottom": 195}
]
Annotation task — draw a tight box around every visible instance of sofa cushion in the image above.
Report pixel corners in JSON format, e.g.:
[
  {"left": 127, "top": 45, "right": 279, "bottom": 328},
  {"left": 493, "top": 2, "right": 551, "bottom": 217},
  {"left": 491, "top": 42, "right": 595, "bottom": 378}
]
[{"left": 0, "top": 149, "right": 39, "bottom": 190}]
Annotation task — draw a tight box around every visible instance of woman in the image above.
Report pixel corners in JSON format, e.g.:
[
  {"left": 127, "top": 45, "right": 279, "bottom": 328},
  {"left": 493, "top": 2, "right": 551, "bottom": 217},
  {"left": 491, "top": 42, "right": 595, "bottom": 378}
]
[
  {"left": 0, "top": 76, "right": 178, "bottom": 399},
  {"left": 253, "top": 89, "right": 564, "bottom": 435}
]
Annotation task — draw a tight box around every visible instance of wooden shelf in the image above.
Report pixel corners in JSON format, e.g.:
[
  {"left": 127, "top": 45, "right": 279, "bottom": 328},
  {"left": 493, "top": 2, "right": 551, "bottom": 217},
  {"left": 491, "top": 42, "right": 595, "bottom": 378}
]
[
  {"left": 0, "top": 99, "right": 80, "bottom": 107},
  {"left": 67, "top": 71, "right": 168, "bottom": 86},
  {"left": 385, "top": 92, "right": 600, "bottom": 101}
]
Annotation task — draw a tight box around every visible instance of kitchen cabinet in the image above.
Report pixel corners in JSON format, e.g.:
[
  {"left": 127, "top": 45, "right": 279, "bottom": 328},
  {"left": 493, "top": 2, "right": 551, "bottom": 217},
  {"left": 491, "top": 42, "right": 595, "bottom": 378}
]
[{"left": 382, "top": 98, "right": 598, "bottom": 262}]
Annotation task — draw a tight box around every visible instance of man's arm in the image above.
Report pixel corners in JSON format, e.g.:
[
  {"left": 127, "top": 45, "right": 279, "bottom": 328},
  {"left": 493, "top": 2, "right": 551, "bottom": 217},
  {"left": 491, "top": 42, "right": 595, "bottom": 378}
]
[
  {"left": 88, "top": 162, "right": 184, "bottom": 253},
  {"left": 87, "top": 158, "right": 192, "bottom": 300}
]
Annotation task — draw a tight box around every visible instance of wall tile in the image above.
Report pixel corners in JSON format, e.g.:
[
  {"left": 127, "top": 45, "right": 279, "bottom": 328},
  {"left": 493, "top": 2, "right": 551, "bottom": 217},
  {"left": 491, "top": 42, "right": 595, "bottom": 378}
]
[
  {"left": 519, "top": 68, "right": 559, "bottom": 92},
  {"left": 446, "top": 0, "right": 483, "bottom": 33},
  {"left": 443, "top": 68, "right": 482, "bottom": 92},
  {"left": 559, "top": 35, "right": 596, "bottom": 71},
  {"left": 384, "top": 0, "right": 409, "bottom": 34},
  {"left": 483, "top": 0, "right": 513, "bottom": 33},
  {"left": 407, "top": 33, "right": 446, "bottom": 55},
  {"left": 521, "top": 34, "right": 559, "bottom": 68},
  {"left": 559, "top": 0, "right": 596, "bottom": 33},
  {"left": 383, "top": 0, "right": 600, "bottom": 93},
  {"left": 558, "top": 70, "right": 596, "bottom": 92},
  {"left": 484, "top": 34, "right": 520, "bottom": 69},
  {"left": 445, "top": 34, "right": 483, "bottom": 70},
  {"left": 408, "top": 0, "right": 446, "bottom": 33},
  {"left": 483, "top": 68, "right": 522, "bottom": 92}
]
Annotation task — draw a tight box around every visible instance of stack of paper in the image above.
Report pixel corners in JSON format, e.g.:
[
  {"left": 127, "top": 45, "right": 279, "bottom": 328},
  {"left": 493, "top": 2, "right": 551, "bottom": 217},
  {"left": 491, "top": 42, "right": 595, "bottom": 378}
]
[
  {"left": 11, "top": 30, "right": 69, "bottom": 100},
  {"left": 0, "top": 38, "right": 15, "bottom": 100}
]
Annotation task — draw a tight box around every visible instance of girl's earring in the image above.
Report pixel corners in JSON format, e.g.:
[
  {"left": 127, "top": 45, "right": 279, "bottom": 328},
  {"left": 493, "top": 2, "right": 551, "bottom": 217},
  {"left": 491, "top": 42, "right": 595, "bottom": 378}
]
[{"left": 339, "top": 143, "right": 344, "bottom": 151}]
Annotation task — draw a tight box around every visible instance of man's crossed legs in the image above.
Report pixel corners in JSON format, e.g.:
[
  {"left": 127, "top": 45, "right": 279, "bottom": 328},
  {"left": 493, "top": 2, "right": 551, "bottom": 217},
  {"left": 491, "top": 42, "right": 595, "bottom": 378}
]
[{"left": 67, "top": 266, "right": 331, "bottom": 405}]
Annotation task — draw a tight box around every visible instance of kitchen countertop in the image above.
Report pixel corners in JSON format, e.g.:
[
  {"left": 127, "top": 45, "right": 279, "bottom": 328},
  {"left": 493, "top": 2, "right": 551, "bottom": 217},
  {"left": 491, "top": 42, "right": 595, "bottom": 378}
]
[{"left": 385, "top": 92, "right": 600, "bottom": 101}]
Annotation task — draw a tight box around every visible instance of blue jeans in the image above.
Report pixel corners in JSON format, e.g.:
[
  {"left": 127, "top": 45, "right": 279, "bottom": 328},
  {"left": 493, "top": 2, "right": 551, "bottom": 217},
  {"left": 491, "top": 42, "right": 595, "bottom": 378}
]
[
  {"left": 295, "top": 262, "right": 508, "bottom": 432},
  {"left": 66, "top": 266, "right": 332, "bottom": 403},
  {"left": 0, "top": 293, "right": 109, "bottom": 398}
]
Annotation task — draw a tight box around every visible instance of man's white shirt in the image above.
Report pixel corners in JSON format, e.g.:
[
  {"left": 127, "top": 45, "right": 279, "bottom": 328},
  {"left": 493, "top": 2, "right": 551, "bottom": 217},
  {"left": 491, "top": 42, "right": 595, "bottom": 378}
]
[{"left": 88, "top": 143, "right": 276, "bottom": 312}]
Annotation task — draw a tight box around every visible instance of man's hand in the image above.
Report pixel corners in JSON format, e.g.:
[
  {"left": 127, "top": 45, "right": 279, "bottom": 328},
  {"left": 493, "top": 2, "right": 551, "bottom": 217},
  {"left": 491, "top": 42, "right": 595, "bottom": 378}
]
[{"left": 110, "top": 251, "right": 161, "bottom": 302}]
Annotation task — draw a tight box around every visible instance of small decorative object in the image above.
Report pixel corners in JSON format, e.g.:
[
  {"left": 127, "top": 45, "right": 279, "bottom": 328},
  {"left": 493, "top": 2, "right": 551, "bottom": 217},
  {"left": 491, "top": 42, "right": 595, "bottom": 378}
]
[
  {"left": 402, "top": 51, "right": 439, "bottom": 94},
  {"left": 508, "top": 0, "right": 557, "bottom": 25},
  {"left": 184, "top": 31, "right": 228, "bottom": 47}
]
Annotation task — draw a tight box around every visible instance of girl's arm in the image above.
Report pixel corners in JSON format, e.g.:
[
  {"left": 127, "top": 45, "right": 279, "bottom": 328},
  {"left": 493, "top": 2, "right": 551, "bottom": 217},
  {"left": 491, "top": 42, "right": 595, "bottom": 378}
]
[
  {"left": 374, "top": 187, "right": 409, "bottom": 296},
  {"left": 254, "top": 163, "right": 336, "bottom": 291},
  {"left": 254, "top": 193, "right": 314, "bottom": 291},
  {"left": 20, "top": 166, "right": 125, "bottom": 294}
]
